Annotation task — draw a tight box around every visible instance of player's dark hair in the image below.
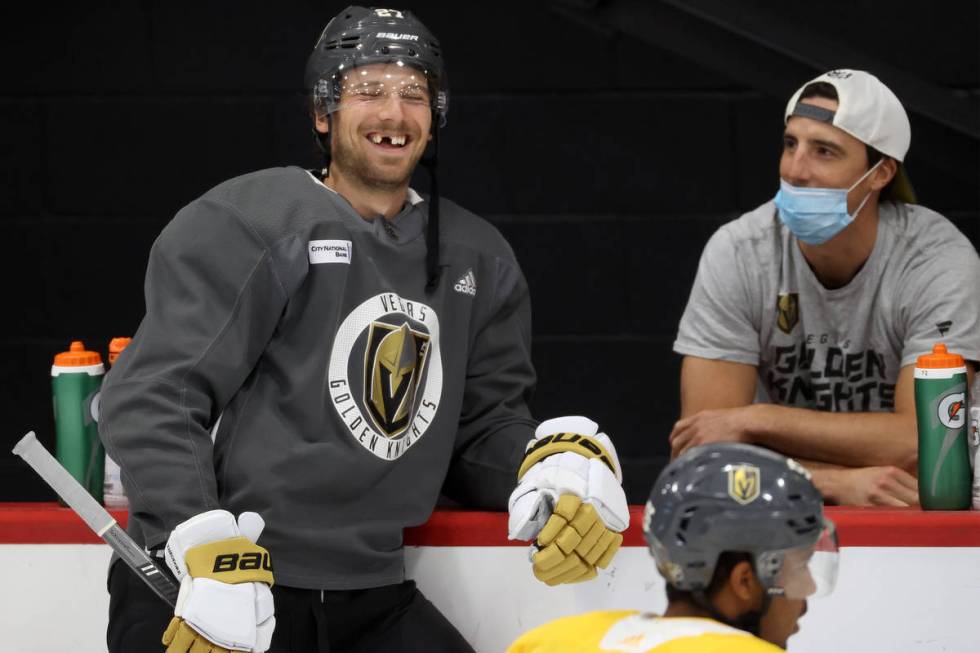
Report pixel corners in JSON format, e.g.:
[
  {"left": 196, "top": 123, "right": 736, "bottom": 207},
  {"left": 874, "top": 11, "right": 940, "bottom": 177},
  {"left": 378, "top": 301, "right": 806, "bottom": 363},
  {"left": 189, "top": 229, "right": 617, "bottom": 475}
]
[{"left": 664, "top": 551, "right": 754, "bottom": 604}]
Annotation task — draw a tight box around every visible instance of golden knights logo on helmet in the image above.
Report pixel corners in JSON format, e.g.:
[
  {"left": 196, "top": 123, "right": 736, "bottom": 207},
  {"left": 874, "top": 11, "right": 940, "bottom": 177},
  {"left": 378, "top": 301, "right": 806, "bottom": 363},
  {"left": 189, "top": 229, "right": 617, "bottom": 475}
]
[
  {"left": 364, "top": 321, "right": 431, "bottom": 438},
  {"left": 727, "top": 463, "right": 761, "bottom": 505}
]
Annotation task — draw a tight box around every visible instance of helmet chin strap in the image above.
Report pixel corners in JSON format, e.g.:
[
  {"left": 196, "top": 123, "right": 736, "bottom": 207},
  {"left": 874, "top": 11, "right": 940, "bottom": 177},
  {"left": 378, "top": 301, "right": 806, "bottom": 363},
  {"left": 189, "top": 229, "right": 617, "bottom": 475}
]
[
  {"left": 314, "top": 114, "right": 333, "bottom": 178},
  {"left": 421, "top": 116, "right": 441, "bottom": 293}
]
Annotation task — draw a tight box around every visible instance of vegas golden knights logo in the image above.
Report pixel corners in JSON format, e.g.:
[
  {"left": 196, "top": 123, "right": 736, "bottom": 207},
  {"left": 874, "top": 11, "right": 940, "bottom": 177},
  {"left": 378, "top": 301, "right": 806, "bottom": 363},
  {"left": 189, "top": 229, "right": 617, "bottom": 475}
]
[
  {"left": 776, "top": 293, "right": 800, "bottom": 334},
  {"left": 727, "top": 464, "right": 760, "bottom": 505},
  {"left": 364, "top": 321, "right": 431, "bottom": 439}
]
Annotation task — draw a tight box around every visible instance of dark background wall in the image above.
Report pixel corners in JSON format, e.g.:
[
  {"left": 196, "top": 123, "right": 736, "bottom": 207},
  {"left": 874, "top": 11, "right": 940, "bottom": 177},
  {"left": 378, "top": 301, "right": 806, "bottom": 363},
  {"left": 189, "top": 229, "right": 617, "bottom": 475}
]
[{"left": 2, "top": 1, "right": 977, "bottom": 502}]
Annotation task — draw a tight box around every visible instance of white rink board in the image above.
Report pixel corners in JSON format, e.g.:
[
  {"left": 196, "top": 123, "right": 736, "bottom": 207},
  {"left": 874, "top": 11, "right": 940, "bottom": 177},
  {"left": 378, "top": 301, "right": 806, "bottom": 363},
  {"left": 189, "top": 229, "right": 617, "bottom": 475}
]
[
  {"left": 4, "top": 544, "right": 979, "bottom": 652},
  {"left": 3, "top": 544, "right": 114, "bottom": 652}
]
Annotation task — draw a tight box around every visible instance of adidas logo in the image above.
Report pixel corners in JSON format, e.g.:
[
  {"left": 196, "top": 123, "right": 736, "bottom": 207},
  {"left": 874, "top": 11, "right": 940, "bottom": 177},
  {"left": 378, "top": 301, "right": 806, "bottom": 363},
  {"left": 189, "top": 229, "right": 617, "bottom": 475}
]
[{"left": 453, "top": 268, "right": 477, "bottom": 297}]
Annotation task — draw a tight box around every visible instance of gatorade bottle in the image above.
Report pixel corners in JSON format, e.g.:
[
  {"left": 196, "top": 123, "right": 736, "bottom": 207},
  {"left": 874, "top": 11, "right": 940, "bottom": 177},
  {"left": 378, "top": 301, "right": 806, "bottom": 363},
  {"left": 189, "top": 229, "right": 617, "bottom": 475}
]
[
  {"left": 52, "top": 341, "right": 105, "bottom": 502},
  {"left": 915, "top": 343, "right": 971, "bottom": 510},
  {"left": 102, "top": 337, "right": 132, "bottom": 509}
]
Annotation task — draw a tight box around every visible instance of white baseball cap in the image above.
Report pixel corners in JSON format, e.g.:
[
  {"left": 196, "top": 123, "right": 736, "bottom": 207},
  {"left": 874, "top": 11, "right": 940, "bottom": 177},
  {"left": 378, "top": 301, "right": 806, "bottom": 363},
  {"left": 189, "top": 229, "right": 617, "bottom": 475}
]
[{"left": 785, "top": 69, "right": 916, "bottom": 202}]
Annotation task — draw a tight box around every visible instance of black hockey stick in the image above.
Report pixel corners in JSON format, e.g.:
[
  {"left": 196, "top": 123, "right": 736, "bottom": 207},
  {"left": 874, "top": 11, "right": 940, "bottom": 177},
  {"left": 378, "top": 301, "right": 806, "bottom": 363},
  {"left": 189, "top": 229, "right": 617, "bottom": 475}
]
[{"left": 12, "top": 431, "right": 178, "bottom": 607}]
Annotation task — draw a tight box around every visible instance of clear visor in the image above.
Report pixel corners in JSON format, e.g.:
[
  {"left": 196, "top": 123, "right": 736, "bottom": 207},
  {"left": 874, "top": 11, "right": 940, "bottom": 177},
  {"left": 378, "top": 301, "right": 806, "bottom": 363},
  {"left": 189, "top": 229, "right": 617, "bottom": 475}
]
[
  {"left": 768, "top": 519, "right": 839, "bottom": 600},
  {"left": 313, "top": 61, "right": 446, "bottom": 124}
]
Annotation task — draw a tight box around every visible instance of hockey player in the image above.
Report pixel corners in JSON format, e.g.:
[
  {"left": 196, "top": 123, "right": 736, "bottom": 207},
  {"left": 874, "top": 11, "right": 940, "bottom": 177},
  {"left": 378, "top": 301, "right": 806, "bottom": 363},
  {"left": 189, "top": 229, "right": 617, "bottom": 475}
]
[
  {"left": 507, "top": 443, "right": 839, "bottom": 652},
  {"left": 98, "top": 6, "right": 628, "bottom": 653}
]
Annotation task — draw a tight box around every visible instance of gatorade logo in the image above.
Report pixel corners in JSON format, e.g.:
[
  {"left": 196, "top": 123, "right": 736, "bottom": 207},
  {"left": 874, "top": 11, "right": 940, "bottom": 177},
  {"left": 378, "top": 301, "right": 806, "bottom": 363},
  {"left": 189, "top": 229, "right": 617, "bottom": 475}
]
[{"left": 937, "top": 392, "right": 966, "bottom": 429}]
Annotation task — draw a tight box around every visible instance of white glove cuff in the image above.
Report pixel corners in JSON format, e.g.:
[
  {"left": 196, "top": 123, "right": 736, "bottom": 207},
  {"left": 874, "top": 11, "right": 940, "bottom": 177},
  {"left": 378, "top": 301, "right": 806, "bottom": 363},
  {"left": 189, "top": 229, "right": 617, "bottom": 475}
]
[{"left": 534, "top": 416, "right": 598, "bottom": 440}]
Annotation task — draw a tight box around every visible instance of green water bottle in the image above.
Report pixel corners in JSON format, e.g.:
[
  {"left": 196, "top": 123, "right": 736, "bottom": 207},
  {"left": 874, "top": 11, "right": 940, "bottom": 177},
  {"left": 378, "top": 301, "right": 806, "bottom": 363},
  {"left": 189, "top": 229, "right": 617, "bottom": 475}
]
[
  {"left": 915, "top": 343, "right": 971, "bottom": 510},
  {"left": 52, "top": 341, "right": 105, "bottom": 502}
]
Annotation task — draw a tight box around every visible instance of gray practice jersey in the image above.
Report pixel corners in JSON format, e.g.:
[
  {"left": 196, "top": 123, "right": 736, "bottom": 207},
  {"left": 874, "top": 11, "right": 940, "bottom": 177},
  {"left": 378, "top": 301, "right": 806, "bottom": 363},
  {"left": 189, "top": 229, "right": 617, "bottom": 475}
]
[
  {"left": 675, "top": 200, "right": 980, "bottom": 411},
  {"left": 99, "top": 167, "right": 537, "bottom": 589}
]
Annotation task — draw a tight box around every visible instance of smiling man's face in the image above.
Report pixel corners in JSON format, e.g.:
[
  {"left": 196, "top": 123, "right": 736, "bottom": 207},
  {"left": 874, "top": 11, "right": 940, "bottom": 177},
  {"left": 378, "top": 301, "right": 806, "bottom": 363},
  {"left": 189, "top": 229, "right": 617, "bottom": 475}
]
[
  {"left": 780, "top": 96, "right": 881, "bottom": 214},
  {"left": 317, "top": 63, "right": 433, "bottom": 190}
]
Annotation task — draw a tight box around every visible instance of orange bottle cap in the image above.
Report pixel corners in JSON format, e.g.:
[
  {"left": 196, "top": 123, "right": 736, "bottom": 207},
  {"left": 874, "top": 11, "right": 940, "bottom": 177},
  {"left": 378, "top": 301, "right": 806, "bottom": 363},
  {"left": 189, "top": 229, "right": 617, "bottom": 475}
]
[
  {"left": 53, "top": 341, "right": 103, "bottom": 367},
  {"left": 108, "top": 337, "right": 132, "bottom": 364},
  {"left": 915, "top": 343, "right": 965, "bottom": 369}
]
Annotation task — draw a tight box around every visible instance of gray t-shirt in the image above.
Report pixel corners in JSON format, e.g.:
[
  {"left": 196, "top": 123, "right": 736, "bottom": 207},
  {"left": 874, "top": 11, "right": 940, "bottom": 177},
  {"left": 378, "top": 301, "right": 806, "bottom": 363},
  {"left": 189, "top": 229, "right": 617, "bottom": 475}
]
[{"left": 674, "top": 201, "right": 980, "bottom": 411}]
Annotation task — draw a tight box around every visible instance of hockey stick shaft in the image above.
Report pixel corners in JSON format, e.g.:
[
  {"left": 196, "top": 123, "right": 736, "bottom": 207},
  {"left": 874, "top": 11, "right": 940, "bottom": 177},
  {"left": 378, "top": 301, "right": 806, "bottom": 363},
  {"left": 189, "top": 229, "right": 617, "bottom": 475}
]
[{"left": 12, "top": 431, "right": 178, "bottom": 607}]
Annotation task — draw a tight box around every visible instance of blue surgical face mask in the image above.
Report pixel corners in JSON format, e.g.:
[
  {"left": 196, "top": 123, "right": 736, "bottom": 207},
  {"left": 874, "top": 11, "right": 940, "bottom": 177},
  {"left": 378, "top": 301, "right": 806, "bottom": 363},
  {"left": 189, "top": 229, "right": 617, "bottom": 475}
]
[{"left": 774, "top": 160, "right": 883, "bottom": 245}]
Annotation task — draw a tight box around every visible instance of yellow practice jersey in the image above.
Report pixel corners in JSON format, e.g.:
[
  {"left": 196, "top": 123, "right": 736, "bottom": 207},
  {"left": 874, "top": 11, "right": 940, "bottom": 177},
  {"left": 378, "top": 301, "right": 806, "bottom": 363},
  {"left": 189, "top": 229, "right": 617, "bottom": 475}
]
[{"left": 506, "top": 610, "right": 784, "bottom": 653}]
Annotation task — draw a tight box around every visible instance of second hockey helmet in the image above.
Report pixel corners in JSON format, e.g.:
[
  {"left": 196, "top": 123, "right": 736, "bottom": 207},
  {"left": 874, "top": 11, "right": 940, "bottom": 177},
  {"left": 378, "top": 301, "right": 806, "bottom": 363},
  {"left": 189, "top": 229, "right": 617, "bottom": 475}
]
[{"left": 643, "top": 443, "right": 837, "bottom": 599}]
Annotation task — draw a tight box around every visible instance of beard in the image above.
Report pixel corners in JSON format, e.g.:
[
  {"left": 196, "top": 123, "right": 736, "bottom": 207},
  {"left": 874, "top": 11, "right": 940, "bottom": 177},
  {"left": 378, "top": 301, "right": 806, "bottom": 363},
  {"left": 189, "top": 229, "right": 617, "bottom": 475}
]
[{"left": 329, "top": 121, "right": 426, "bottom": 191}]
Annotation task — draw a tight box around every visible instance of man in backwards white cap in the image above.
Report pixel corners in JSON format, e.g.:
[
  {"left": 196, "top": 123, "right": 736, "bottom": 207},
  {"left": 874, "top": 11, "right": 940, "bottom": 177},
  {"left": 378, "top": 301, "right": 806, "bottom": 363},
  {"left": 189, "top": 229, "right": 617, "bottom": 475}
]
[{"left": 669, "top": 69, "right": 980, "bottom": 506}]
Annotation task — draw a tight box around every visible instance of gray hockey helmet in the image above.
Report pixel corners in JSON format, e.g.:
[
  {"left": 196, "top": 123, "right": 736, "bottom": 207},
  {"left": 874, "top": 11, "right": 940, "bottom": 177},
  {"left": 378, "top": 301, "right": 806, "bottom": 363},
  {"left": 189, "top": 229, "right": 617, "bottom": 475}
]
[
  {"left": 643, "top": 443, "right": 836, "bottom": 597},
  {"left": 305, "top": 6, "right": 448, "bottom": 125}
]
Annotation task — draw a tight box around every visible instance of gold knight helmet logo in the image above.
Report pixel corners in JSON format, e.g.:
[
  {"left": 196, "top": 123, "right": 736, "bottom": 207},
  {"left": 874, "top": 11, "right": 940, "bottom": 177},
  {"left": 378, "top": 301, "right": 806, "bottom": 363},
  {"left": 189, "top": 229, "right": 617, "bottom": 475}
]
[
  {"left": 727, "top": 464, "right": 761, "bottom": 505},
  {"left": 364, "top": 321, "right": 431, "bottom": 439},
  {"left": 776, "top": 292, "right": 800, "bottom": 334}
]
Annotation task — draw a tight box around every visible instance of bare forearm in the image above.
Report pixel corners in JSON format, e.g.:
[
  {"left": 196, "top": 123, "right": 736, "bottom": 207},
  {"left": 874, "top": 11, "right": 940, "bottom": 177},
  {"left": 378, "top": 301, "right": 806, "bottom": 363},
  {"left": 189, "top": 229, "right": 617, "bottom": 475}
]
[
  {"left": 795, "top": 456, "right": 920, "bottom": 507},
  {"left": 748, "top": 404, "right": 916, "bottom": 471},
  {"left": 793, "top": 457, "right": 848, "bottom": 504}
]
